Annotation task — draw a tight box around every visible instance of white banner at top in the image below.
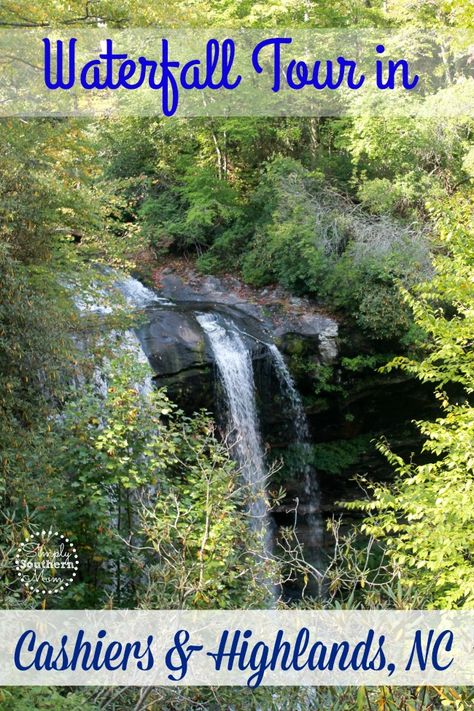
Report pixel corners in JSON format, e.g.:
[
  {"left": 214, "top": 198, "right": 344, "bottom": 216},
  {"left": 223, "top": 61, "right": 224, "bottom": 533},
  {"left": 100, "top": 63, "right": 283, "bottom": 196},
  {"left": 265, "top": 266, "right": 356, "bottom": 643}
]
[{"left": 0, "top": 28, "right": 473, "bottom": 117}]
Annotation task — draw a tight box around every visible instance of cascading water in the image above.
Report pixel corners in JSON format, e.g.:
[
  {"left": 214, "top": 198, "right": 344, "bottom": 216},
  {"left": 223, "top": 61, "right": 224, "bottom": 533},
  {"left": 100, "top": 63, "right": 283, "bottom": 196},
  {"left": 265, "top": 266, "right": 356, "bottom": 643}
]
[
  {"left": 75, "top": 270, "right": 323, "bottom": 589},
  {"left": 195, "top": 312, "right": 269, "bottom": 535},
  {"left": 113, "top": 274, "right": 171, "bottom": 309},
  {"left": 73, "top": 273, "right": 163, "bottom": 396},
  {"left": 268, "top": 344, "right": 323, "bottom": 557},
  {"left": 196, "top": 311, "right": 323, "bottom": 570},
  {"left": 268, "top": 345, "right": 311, "bottom": 443},
  {"left": 74, "top": 273, "right": 166, "bottom": 561},
  {"left": 112, "top": 274, "right": 171, "bottom": 395}
]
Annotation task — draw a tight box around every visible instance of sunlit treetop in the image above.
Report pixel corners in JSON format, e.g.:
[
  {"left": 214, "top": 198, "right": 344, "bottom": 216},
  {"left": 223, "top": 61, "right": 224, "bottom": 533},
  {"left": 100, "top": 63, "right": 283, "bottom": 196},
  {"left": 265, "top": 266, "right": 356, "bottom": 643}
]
[{"left": 2, "top": 0, "right": 472, "bottom": 29}]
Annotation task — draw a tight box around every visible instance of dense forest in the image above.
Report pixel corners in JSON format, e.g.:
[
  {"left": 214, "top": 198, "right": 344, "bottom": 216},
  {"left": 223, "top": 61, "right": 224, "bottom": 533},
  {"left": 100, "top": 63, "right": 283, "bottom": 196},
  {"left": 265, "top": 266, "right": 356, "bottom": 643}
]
[{"left": 0, "top": 1, "right": 473, "bottom": 709}]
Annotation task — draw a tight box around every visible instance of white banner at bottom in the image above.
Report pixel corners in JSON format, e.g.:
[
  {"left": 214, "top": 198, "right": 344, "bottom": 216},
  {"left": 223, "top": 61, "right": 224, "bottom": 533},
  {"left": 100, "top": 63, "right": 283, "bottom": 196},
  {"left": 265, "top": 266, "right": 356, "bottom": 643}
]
[{"left": 0, "top": 610, "right": 472, "bottom": 687}]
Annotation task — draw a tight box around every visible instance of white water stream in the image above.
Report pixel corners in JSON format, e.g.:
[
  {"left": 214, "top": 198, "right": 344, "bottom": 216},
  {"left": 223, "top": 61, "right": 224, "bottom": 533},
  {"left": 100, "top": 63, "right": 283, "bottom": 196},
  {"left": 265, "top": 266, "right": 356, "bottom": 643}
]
[
  {"left": 195, "top": 312, "right": 269, "bottom": 532},
  {"left": 268, "top": 344, "right": 323, "bottom": 546},
  {"left": 196, "top": 311, "right": 323, "bottom": 566},
  {"left": 75, "top": 271, "right": 322, "bottom": 577}
]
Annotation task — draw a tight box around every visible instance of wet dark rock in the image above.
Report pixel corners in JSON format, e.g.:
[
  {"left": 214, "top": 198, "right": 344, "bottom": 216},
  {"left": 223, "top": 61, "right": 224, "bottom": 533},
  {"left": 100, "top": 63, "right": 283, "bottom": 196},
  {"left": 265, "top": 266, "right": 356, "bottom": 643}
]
[
  {"left": 138, "top": 308, "right": 210, "bottom": 376},
  {"left": 129, "top": 266, "right": 438, "bottom": 565},
  {"left": 137, "top": 298, "right": 274, "bottom": 413},
  {"left": 154, "top": 270, "right": 339, "bottom": 366}
]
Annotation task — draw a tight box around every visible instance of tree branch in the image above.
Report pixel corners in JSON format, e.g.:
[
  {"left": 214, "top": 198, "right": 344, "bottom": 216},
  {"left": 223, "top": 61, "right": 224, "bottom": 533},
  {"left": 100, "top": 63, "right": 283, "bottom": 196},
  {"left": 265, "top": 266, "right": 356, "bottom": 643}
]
[{"left": 0, "top": 1, "right": 129, "bottom": 28}]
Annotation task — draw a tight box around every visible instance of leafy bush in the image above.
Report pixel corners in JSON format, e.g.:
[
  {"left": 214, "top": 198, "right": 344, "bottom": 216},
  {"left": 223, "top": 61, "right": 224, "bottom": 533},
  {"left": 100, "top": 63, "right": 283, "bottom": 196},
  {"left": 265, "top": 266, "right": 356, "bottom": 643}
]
[
  {"left": 0, "top": 244, "right": 77, "bottom": 516},
  {"left": 346, "top": 111, "right": 472, "bottom": 216},
  {"left": 11, "top": 346, "right": 266, "bottom": 609},
  {"left": 0, "top": 687, "right": 96, "bottom": 710},
  {"left": 348, "top": 193, "right": 474, "bottom": 608},
  {"left": 242, "top": 157, "right": 339, "bottom": 290},
  {"left": 240, "top": 156, "right": 430, "bottom": 340},
  {"left": 0, "top": 120, "right": 98, "bottom": 263},
  {"left": 195, "top": 218, "right": 254, "bottom": 273},
  {"left": 140, "top": 166, "right": 243, "bottom": 254}
]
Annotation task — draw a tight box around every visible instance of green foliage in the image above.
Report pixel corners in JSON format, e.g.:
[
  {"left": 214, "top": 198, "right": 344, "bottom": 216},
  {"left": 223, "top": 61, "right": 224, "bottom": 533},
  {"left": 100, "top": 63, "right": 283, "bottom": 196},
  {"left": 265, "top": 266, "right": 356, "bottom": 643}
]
[
  {"left": 238, "top": 155, "right": 430, "bottom": 340},
  {"left": 273, "top": 436, "right": 372, "bottom": 487},
  {"left": 0, "top": 245, "right": 65, "bottom": 423},
  {"left": 289, "top": 356, "right": 341, "bottom": 403},
  {"left": 195, "top": 217, "right": 254, "bottom": 272},
  {"left": 0, "top": 2, "right": 473, "bottom": 707},
  {"left": 323, "top": 214, "right": 430, "bottom": 340},
  {"left": 137, "top": 412, "right": 270, "bottom": 608},
  {"left": 95, "top": 106, "right": 470, "bottom": 344},
  {"left": 348, "top": 193, "right": 474, "bottom": 608},
  {"left": 5, "top": 681, "right": 473, "bottom": 711},
  {"left": 0, "top": 119, "right": 99, "bottom": 264},
  {"left": 242, "top": 157, "right": 333, "bottom": 291},
  {"left": 341, "top": 354, "right": 392, "bottom": 372},
  {"left": 0, "top": 687, "right": 96, "bottom": 710},
  {"left": 141, "top": 165, "right": 242, "bottom": 253},
  {"left": 0, "top": 243, "right": 78, "bottom": 519},
  {"left": 312, "top": 436, "right": 373, "bottom": 476},
  {"left": 346, "top": 111, "right": 473, "bottom": 217},
  {"left": 12, "top": 348, "right": 263, "bottom": 609}
]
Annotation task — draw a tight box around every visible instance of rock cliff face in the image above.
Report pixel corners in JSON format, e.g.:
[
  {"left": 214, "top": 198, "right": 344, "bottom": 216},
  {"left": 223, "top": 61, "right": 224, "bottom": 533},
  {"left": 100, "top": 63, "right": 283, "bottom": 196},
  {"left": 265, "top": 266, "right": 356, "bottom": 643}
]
[
  {"left": 133, "top": 266, "right": 437, "bottom": 575},
  {"left": 137, "top": 307, "right": 213, "bottom": 413},
  {"left": 137, "top": 269, "right": 339, "bottom": 415},
  {"left": 132, "top": 268, "right": 335, "bottom": 591}
]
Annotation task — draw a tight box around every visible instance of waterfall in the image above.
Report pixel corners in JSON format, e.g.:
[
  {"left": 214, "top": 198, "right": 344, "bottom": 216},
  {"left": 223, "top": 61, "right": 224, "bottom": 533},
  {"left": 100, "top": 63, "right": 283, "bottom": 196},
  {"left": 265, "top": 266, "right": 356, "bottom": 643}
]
[
  {"left": 268, "top": 344, "right": 311, "bottom": 444},
  {"left": 74, "top": 270, "right": 323, "bottom": 592},
  {"left": 195, "top": 312, "right": 269, "bottom": 532},
  {"left": 111, "top": 274, "right": 170, "bottom": 396},
  {"left": 195, "top": 312, "right": 322, "bottom": 563},
  {"left": 73, "top": 273, "right": 162, "bottom": 573},
  {"left": 268, "top": 344, "right": 323, "bottom": 556},
  {"left": 113, "top": 274, "right": 171, "bottom": 308},
  {"left": 73, "top": 273, "right": 160, "bottom": 396}
]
